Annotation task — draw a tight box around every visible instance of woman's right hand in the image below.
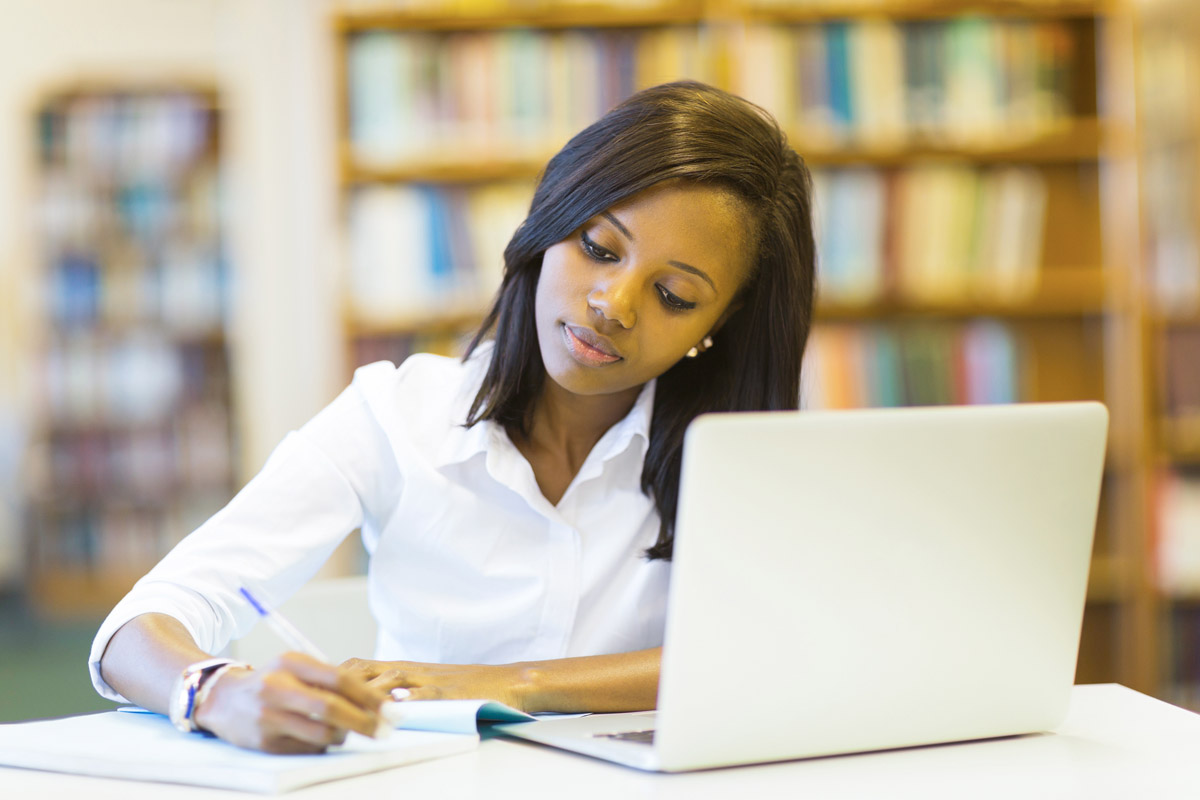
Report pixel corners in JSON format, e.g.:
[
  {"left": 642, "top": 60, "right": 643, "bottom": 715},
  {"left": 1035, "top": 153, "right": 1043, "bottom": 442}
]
[{"left": 192, "top": 652, "right": 390, "bottom": 754}]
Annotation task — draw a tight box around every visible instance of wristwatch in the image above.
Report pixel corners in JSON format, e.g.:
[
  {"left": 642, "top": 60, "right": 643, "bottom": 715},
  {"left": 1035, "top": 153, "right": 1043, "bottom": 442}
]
[{"left": 168, "top": 658, "right": 249, "bottom": 734}]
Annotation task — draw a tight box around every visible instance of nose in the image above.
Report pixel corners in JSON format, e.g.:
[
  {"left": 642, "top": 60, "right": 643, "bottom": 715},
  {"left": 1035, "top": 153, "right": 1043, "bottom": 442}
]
[{"left": 587, "top": 273, "right": 637, "bottom": 329}]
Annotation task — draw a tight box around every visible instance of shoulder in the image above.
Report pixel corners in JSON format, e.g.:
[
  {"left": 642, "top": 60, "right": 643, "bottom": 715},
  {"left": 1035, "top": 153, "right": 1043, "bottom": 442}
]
[{"left": 344, "top": 343, "right": 493, "bottom": 446}]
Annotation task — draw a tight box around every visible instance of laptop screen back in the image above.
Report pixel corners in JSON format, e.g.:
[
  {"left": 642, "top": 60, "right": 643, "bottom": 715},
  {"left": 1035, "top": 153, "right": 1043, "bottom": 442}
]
[{"left": 655, "top": 403, "right": 1107, "bottom": 771}]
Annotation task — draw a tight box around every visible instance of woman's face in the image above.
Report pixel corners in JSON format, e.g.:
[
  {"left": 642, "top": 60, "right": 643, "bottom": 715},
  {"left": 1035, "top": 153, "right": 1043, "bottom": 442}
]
[{"left": 535, "top": 180, "right": 754, "bottom": 398}]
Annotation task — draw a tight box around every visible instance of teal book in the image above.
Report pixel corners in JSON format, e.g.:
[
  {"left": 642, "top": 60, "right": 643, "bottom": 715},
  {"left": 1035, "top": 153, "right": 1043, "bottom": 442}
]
[{"left": 825, "top": 22, "right": 853, "bottom": 130}]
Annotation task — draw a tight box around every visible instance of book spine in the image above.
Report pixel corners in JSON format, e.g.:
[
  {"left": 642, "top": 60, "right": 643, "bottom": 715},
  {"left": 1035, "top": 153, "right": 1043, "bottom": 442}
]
[
  {"left": 802, "top": 322, "right": 1019, "bottom": 410},
  {"left": 733, "top": 18, "right": 1077, "bottom": 144}
]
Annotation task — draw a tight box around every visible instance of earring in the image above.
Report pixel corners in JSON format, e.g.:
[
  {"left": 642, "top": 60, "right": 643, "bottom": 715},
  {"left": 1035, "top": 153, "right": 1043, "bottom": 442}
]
[{"left": 686, "top": 336, "right": 715, "bottom": 359}]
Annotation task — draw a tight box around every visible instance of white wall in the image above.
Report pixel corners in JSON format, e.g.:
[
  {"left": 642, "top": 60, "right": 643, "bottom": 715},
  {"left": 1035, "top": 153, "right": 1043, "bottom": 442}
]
[{"left": 0, "top": 0, "right": 345, "bottom": 580}]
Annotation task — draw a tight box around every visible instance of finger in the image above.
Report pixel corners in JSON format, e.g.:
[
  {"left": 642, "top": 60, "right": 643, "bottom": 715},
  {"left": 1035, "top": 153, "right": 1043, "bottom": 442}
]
[
  {"left": 262, "top": 672, "right": 382, "bottom": 739},
  {"left": 277, "top": 653, "right": 389, "bottom": 712},
  {"left": 365, "top": 671, "right": 411, "bottom": 693},
  {"left": 259, "top": 706, "right": 341, "bottom": 750},
  {"left": 337, "top": 658, "right": 378, "bottom": 679},
  {"left": 400, "top": 685, "right": 444, "bottom": 701}
]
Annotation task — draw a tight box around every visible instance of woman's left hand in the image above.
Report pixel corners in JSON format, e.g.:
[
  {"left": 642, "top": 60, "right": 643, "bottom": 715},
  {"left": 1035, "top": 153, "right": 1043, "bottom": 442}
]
[{"left": 339, "top": 659, "right": 534, "bottom": 711}]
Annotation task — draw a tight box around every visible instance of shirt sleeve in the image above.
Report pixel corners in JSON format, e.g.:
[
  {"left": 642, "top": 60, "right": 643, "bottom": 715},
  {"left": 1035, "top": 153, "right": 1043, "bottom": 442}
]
[{"left": 87, "top": 362, "right": 404, "bottom": 702}]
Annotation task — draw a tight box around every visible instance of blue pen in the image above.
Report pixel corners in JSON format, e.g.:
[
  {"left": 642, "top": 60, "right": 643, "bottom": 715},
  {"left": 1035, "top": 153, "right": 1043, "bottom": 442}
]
[
  {"left": 239, "top": 586, "right": 403, "bottom": 732},
  {"left": 238, "top": 587, "right": 330, "bottom": 662}
]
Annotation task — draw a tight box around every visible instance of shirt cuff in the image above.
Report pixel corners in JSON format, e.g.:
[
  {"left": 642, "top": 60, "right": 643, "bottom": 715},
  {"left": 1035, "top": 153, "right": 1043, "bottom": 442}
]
[{"left": 87, "top": 581, "right": 223, "bottom": 703}]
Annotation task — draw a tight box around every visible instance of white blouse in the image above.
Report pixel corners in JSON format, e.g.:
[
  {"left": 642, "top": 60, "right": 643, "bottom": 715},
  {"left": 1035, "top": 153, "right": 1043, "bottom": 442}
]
[{"left": 89, "top": 345, "right": 671, "bottom": 702}]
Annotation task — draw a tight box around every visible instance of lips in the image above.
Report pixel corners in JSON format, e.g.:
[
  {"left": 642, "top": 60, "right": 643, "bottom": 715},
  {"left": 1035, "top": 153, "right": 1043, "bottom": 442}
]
[{"left": 562, "top": 324, "right": 622, "bottom": 366}]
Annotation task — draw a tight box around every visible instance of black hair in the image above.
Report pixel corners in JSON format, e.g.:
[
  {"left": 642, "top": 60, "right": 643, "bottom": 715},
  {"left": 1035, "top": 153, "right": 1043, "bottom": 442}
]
[{"left": 463, "top": 80, "right": 816, "bottom": 560}]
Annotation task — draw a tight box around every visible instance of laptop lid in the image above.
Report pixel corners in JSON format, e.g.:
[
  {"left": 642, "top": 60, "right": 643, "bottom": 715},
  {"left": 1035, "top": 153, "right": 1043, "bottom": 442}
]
[{"left": 653, "top": 402, "right": 1107, "bottom": 771}]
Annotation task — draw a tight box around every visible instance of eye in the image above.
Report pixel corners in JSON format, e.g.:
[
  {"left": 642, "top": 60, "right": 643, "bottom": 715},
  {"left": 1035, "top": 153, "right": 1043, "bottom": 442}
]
[
  {"left": 656, "top": 285, "right": 697, "bottom": 312},
  {"left": 580, "top": 231, "right": 618, "bottom": 262}
]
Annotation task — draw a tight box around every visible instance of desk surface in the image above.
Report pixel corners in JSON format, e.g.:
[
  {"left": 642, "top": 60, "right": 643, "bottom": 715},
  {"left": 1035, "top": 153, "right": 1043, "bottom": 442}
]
[{"left": 3, "top": 684, "right": 1198, "bottom": 799}]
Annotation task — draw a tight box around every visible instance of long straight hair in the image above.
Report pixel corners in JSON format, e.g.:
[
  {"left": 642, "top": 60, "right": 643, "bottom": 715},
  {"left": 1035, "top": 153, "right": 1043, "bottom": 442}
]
[{"left": 464, "top": 81, "right": 816, "bottom": 560}]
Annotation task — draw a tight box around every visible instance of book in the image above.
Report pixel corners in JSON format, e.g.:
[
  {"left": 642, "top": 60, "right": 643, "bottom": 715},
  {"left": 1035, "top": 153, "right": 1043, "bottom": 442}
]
[
  {"left": 1157, "top": 470, "right": 1200, "bottom": 596},
  {"left": 804, "top": 322, "right": 1020, "bottom": 409},
  {"left": 735, "top": 18, "right": 1077, "bottom": 144}
]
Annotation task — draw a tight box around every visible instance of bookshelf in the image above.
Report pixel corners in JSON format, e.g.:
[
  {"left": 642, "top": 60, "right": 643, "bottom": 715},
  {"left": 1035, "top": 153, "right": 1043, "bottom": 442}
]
[
  {"left": 1135, "top": 0, "right": 1200, "bottom": 710},
  {"left": 24, "top": 87, "right": 236, "bottom": 619},
  {"left": 332, "top": 1, "right": 1154, "bottom": 692}
]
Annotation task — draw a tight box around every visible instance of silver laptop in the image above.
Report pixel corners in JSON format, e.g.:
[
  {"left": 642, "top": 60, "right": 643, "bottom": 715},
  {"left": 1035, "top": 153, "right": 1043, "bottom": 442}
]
[{"left": 497, "top": 402, "right": 1108, "bottom": 772}]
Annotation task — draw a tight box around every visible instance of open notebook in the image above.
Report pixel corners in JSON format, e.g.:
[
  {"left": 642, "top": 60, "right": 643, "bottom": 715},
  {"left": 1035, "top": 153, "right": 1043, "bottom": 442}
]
[{"left": 0, "top": 700, "right": 533, "bottom": 794}]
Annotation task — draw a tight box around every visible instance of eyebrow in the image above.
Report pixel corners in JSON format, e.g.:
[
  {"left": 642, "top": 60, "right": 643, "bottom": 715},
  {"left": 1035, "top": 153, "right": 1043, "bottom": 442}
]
[
  {"left": 602, "top": 212, "right": 633, "bottom": 241},
  {"left": 601, "top": 212, "right": 718, "bottom": 293},
  {"left": 669, "top": 260, "right": 717, "bottom": 292}
]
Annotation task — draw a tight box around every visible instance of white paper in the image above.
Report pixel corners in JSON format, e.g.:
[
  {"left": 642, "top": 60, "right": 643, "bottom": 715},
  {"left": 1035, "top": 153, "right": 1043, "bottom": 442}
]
[{"left": 0, "top": 711, "right": 476, "bottom": 794}]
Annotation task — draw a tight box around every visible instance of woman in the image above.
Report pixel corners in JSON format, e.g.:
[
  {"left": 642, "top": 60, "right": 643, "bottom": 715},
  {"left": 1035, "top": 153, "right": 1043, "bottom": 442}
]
[{"left": 92, "top": 80, "right": 816, "bottom": 753}]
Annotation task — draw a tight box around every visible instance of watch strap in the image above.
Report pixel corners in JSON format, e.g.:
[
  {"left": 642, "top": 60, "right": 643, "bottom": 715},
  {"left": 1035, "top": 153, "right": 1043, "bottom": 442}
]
[{"left": 168, "top": 657, "right": 243, "bottom": 734}]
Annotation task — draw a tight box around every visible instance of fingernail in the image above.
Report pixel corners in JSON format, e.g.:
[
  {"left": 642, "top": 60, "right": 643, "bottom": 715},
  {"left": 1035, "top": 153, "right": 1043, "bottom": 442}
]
[{"left": 391, "top": 687, "right": 411, "bottom": 701}]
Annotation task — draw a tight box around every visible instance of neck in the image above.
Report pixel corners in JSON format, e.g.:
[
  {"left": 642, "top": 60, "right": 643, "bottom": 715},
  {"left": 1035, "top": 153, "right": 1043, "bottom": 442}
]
[{"left": 523, "top": 379, "right": 644, "bottom": 469}]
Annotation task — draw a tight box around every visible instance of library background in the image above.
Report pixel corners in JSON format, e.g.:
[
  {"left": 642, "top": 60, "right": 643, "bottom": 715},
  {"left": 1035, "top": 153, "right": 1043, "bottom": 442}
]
[{"left": 0, "top": 0, "right": 1197, "bottom": 721}]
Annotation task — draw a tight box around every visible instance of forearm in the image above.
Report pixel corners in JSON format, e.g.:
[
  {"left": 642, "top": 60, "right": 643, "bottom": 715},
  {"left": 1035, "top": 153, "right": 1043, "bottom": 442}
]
[
  {"left": 514, "top": 647, "right": 661, "bottom": 714},
  {"left": 99, "top": 613, "right": 215, "bottom": 714}
]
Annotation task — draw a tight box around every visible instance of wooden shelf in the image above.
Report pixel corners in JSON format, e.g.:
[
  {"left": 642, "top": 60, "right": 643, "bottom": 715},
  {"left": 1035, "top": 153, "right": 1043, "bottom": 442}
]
[
  {"left": 341, "top": 143, "right": 548, "bottom": 185},
  {"left": 1161, "top": 417, "right": 1200, "bottom": 464},
  {"left": 817, "top": 270, "right": 1112, "bottom": 321},
  {"left": 345, "top": 307, "right": 488, "bottom": 339},
  {"left": 796, "top": 120, "right": 1111, "bottom": 166},
  {"left": 1154, "top": 310, "right": 1200, "bottom": 326},
  {"left": 341, "top": 120, "right": 1118, "bottom": 185},
  {"left": 41, "top": 325, "right": 227, "bottom": 348},
  {"left": 335, "top": 2, "right": 703, "bottom": 32},
  {"left": 30, "top": 567, "right": 156, "bottom": 621},
  {"left": 1088, "top": 554, "right": 1134, "bottom": 602},
  {"left": 741, "top": 0, "right": 1114, "bottom": 22},
  {"left": 344, "top": 274, "right": 1111, "bottom": 335}
]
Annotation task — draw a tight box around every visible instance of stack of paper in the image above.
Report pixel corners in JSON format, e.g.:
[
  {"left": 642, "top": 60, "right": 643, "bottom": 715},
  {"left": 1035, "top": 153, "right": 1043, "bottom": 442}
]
[{"left": 0, "top": 700, "right": 533, "bottom": 794}]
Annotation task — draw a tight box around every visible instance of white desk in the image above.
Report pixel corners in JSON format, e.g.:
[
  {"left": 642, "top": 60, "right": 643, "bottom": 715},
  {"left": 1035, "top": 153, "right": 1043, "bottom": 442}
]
[{"left": 3, "top": 684, "right": 1198, "bottom": 799}]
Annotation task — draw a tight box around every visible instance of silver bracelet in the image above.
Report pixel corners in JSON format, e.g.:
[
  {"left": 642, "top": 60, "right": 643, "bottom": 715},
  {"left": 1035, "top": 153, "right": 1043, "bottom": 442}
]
[
  {"left": 168, "top": 658, "right": 250, "bottom": 734},
  {"left": 191, "top": 662, "right": 251, "bottom": 733}
]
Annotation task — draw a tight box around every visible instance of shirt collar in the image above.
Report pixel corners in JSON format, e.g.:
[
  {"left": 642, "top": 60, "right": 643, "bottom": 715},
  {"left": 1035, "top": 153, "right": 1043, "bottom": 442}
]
[{"left": 435, "top": 343, "right": 656, "bottom": 469}]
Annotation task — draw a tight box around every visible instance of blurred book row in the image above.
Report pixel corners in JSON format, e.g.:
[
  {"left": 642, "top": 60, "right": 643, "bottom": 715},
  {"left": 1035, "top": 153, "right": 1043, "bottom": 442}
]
[
  {"left": 736, "top": 18, "right": 1078, "bottom": 142},
  {"left": 343, "top": 163, "right": 1047, "bottom": 318},
  {"left": 346, "top": 180, "right": 532, "bottom": 322},
  {"left": 353, "top": 330, "right": 472, "bottom": 367},
  {"left": 1137, "top": 6, "right": 1200, "bottom": 316},
  {"left": 1166, "top": 592, "right": 1200, "bottom": 712},
  {"left": 21, "top": 88, "right": 235, "bottom": 609},
  {"left": 38, "top": 334, "right": 226, "bottom": 427},
  {"left": 1163, "top": 326, "right": 1200, "bottom": 426},
  {"left": 37, "top": 93, "right": 213, "bottom": 182},
  {"left": 802, "top": 320, "right": 1019, "bottom": 410},
  {"left": 812, "top": 165, "right": 1046, "bottom": 304},
  {"left": 26, "top": 403, "right": 233, "bottom": 503},
  {"left": 26, "top": 493, "right": 228, "bottom": 574},
  {"left": 41, "top": 245, "right": 228, "bottom": 334},
  {"left": 1158, "top": 469, "right": 1200, "bottom": 598},
  {"left": 347, "top": 26, "right": 703, "bottom": 164}
]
